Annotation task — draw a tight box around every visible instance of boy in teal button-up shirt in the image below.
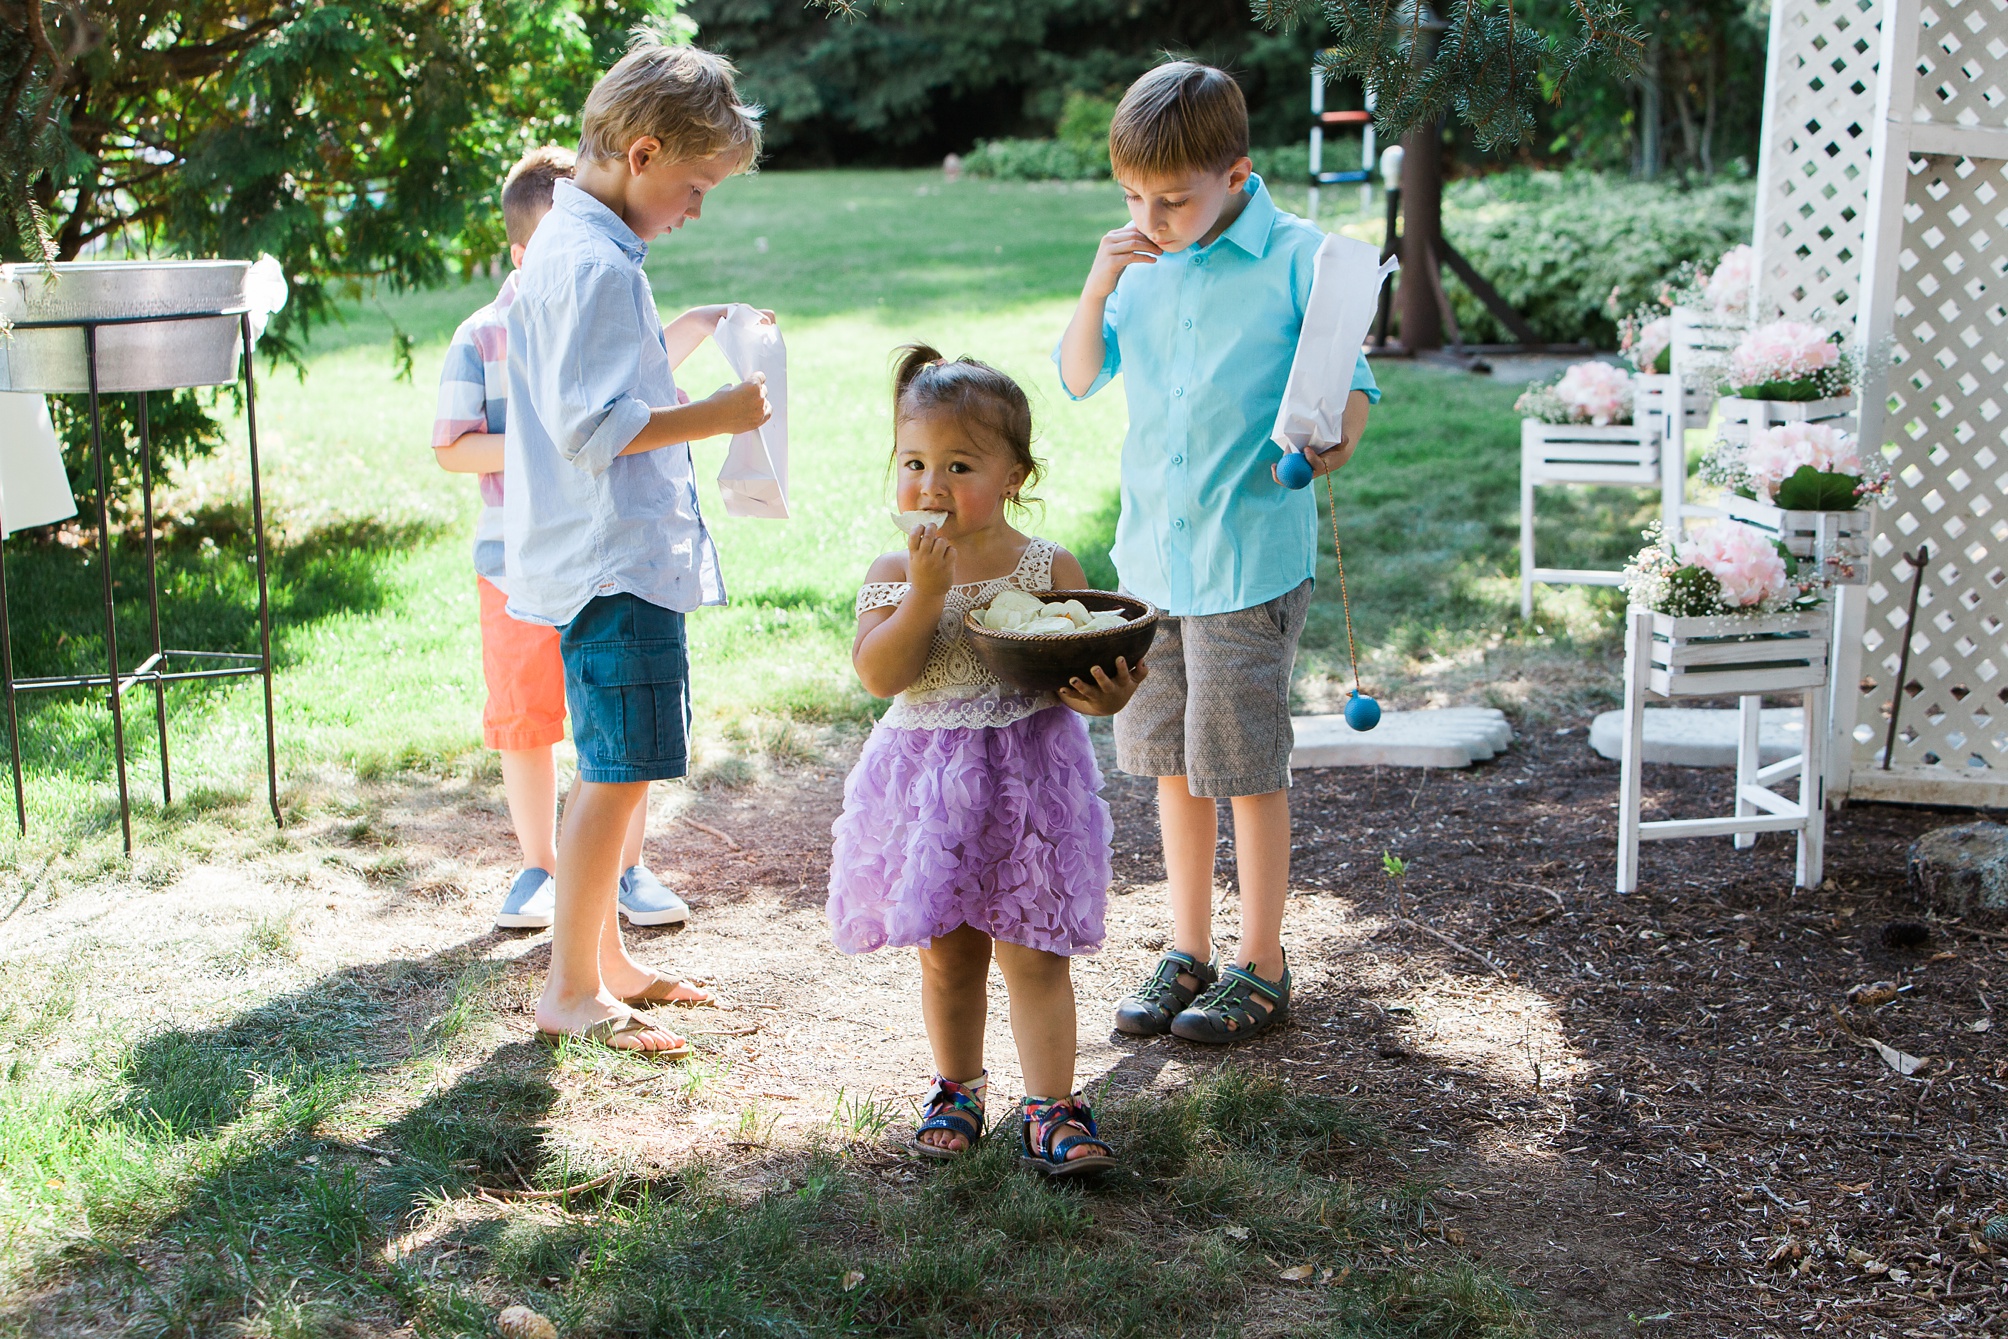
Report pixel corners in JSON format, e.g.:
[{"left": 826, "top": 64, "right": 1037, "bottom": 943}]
[{"left": 1056, "top": 61, "right": 1379, "bottom": 1046}]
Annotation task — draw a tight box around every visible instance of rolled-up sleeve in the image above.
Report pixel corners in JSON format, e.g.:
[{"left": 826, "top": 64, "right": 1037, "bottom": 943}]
[
  {"left": 1054, "top": 291, "right": 1122, "bottom": 401},
  {"left": 530, "top": 263, "right": 653, "bottom": 477},
  {"left": 1350, "top": 350, "right": 1381, "bottom": 405}
]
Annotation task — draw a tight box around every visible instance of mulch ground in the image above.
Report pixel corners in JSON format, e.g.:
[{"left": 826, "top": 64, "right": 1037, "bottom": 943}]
[{"left": 649, "top": 720, "right": 2005, "bottom": 1338}]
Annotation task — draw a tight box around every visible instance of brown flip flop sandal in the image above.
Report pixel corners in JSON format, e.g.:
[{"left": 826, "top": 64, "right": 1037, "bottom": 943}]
[
  {"left": 536, "top": 1012, "right": 691, "bottom": 1059},
  {"left": 619, "top": 970, "right": 715, "bottom": 1009}
]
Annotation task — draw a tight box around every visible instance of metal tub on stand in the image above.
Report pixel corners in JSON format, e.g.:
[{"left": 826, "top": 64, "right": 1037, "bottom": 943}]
[{"left": 0, "top": 260, "right": 281, "bottom": 851}]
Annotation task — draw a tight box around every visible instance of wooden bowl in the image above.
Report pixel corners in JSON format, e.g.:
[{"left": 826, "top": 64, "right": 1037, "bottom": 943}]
[{"left": 964, "top": 590, "right": 1159, "bottom": 695}]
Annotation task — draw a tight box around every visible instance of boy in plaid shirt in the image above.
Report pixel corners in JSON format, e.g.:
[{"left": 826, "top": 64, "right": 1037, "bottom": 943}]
[{"left": 432, "top": 145, "right": 693, "bottom": 937}]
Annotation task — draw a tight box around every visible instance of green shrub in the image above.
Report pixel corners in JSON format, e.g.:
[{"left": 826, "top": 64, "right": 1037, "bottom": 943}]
[
  {"left": 1439, "top": 169, "right": 1754, "bottom": 346},
  {"left": 963, "top": 137, "right": 1108, "bottom": 181}
]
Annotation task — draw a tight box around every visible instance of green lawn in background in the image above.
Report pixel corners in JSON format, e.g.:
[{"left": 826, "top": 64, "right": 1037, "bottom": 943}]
[{"left": 0, "top": 169, "right": 1634, "bottom": 845}]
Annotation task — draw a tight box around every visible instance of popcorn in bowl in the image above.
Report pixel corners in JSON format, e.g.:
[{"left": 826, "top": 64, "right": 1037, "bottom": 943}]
[{"left": 973, "top": 589, "right": 1130, "bottom": 635}]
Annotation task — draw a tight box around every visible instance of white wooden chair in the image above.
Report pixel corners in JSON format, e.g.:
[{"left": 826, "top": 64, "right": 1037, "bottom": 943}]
[
  {"left": 1519, "top": 416, "right": 1658, "bottom": 620},
  {"left": 1615, "top": 606, "right": 1831, "bottom": 892}
]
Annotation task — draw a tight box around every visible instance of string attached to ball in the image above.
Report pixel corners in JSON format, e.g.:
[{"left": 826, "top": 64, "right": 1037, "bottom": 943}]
[{"left": 1287, "top": 449, "right": 1379, "bottom": 732}]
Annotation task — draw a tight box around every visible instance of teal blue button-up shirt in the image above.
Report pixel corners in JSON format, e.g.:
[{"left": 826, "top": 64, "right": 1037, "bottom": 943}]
[{"left": 1056, "top": 175, "right": 1379, "bottom": 617}]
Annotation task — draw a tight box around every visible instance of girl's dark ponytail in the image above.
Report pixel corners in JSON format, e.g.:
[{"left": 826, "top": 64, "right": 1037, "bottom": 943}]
[{"left": 892, "top": 343, "right": 947, "bottom": 408}]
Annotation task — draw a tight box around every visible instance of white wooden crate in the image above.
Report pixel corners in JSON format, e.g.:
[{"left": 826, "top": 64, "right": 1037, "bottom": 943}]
[
  {"left": 1641, "top": 607, "right": 1831, "bottom": 697},
  {"left": 1718, "top": 495, "right": 1872, "bottom": 586},
  {"left": 1714, "top": 394, "right": 1856, "bottom": 444}
]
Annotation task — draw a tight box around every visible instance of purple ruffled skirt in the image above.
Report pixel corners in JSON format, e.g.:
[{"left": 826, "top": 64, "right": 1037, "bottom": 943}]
[{"left": 827, "top": 706, "right": 1111, "bottom": 957}]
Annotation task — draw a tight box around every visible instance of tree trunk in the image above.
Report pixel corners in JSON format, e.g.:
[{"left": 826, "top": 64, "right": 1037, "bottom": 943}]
[
  {"left": 1673, "top": 84, "right": 1698, "bottom": 169},
  {"left": 1638, "top": 38, "right": 1661, "bottom": 179},
  {"left": 1398, "top": 119, "right": 1443, "bottom": 352}
]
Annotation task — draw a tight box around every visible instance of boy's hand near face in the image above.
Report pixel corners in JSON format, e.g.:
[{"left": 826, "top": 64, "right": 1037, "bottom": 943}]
[{"left": 1083, "top": 225, "right": 1164, "bottom": 300}]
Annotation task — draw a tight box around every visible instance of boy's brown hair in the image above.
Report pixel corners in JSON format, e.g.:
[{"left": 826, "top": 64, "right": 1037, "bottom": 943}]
[
  {"left": 1108, "top": 61, "right": 1249, "bottom": 179},
  {"left": 501, "top": 145, "right": 577, "bottom": 247},
  {"left": 577, "top": 40, "right": 763, "bottom": 169}
]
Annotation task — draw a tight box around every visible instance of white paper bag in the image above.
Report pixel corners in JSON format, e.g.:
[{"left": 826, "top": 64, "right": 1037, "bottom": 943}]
[
  {"left": 0, "top": 392, "right": 77, "bottom": 536},
  {"left": 710, "top": 303, "right": 789, "bottom": 520},
  {"left": 1271, "top": 235, "right": 1400, "bottom": 454}
]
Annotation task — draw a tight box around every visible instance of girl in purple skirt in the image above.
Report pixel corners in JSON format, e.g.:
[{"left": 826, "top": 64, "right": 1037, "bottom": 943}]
[{"left": 830, "top": 344, "right": 1145, "bottom": 1177}]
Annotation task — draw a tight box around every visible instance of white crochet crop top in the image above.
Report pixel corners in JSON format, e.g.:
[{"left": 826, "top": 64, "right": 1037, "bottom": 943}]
[{"left": 855, "top": 536, "right": 1061, "bottom": 730}]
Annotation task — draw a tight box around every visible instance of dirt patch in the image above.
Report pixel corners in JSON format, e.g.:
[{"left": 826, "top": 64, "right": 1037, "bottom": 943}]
[{"left": 6, "top": 719, "right": 2002, "bottom": 1337}]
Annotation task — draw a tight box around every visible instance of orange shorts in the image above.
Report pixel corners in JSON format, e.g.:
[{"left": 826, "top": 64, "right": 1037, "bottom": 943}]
[{"left": 478, "top": 577, "right": 567, "bottom": 751}]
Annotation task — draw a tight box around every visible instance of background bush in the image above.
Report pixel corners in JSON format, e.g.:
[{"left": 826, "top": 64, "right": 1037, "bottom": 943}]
[{"left": 1438, "top": 170, "right": 1755, "bottom": 346}]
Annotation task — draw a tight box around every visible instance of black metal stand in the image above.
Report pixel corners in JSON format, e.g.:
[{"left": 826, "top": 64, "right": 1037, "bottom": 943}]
[{"left": 0, "top": 310, "right": 282, "bottom": 852}]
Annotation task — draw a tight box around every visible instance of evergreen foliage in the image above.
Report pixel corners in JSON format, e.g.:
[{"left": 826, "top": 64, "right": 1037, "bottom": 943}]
[{"left": 1255, "top": 0, "right": 1646, "bottom": 148}]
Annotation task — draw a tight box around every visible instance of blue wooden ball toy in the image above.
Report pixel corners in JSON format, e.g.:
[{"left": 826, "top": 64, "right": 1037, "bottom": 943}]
[
  {"left": 1277, "top": 450, "right": 1314, "bottom": 490},
  {"left": 1344, "top": 691, "right": 1381, "bottom": 732}
]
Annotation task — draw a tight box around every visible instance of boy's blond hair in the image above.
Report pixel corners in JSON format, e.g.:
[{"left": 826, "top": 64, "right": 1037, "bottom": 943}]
[
  {"left": 501, "top": 145, "right": 577, "bottom": 247},
  {"left": 578, "top": 40, "right": 763, "bottom": 169},
  {"left": 1108, "top": 61, "right": 1249, "bottom": 180}
]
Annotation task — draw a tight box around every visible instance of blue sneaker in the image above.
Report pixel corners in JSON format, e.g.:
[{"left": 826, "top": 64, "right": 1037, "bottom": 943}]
[
  {"left": 495, "top": 867, "right": 556, "bottom": 930},
  {"left": 618, "top": 864, "right": 690, "bottom": 926}
]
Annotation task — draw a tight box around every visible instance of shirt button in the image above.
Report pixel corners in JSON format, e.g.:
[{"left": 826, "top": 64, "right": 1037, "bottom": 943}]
[
  {"left": 1182, "top": 318, "right": 1193, "bottom": 330},
  {"left": 1173, "top": 386, "right": 1184, "bottom": 398},
  {"left": 1173, "top": 518, "right": 1186, "bottom": 530},
  {"left": 1172, "top": 453, "right": 1185, "bottom": 465}
]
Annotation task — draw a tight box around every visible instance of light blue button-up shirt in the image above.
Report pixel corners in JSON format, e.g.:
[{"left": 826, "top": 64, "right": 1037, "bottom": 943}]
[
  {"left": 1057, "top": 175, "right": 1379, "bottom": 617},
  {"left": 502, "top": 179, "right": 724, "bottom": 627}
]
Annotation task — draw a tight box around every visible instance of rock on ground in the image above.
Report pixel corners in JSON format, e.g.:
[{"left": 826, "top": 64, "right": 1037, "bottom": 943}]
[{"left": 1906, "top": 821, "right": 2008, "bottom": 922}]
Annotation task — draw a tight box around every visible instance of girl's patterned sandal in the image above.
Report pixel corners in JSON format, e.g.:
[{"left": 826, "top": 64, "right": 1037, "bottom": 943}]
[
  {"left": 1018, "top": 1093, "right": 1117, "bottom": 1179},
  {"left": 1168, "top": 958, "right": 1291, "bottom": 1045},
  {"left": 906, "top": 1074, "right": 986, "bottom": 1160}
]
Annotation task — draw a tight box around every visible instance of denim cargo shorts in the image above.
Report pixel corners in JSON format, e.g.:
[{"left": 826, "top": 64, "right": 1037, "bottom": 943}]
[{"left": 560, "top": 593, "right": 691, "bottom": 784}]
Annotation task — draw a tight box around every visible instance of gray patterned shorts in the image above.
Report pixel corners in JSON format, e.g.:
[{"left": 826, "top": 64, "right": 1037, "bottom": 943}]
[{"left": 1114, "top": 579, "right": 1312, "bottom": 798}]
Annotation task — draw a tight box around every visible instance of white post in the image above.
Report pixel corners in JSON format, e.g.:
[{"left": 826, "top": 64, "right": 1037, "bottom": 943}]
[
  {"left": 1733, "top": 694, "right": 1760, "bottom": 850},
  {"left": 1616, "top": 609, "right": 1651, "bottom": 894},
  {"left": 1799, "top": 676, "right": 1828, "bottom": 888},
  {"left": 1519, "top": 421, "right": 1537, "bottom": 622},
  {"left": 1308, "top": 66, "right": 1324, "bottom": 223}
]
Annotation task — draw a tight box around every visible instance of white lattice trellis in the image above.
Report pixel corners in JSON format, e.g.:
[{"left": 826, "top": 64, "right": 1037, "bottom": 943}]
[
  {"left": 1752, "top": 0, "right": 1888, "bottom": 328},
  {"left": 1843, "top": 0, "right": 2008, "bottom": 805}
]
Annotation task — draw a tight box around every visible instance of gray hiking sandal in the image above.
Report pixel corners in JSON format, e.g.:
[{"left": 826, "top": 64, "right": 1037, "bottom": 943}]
[
  {"left": 1169, "top": 957, "right": 1290, "bottom": 1045},
  {"left": 1113, "top": 949, "right": 1219, "bottom": 1036}
]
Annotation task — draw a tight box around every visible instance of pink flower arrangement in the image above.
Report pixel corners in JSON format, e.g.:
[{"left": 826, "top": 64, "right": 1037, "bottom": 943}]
[
  {"left": 1553, "top": 360, "right": 1634, "bottom": 425},
  {"left": 1729, "top": 320, "right": 1842, "bottom": 391},
  {"left": 1743, "top": 422, "right": 1861, "bottom": 502},
  {"left": 1624, "top": 316, "right": 1671, "bottom": 374},
  {"left": 1678, "top": 521, "right": 1789, "bottom": 607},
  {"left": 1704, "top": 243, "right": 1755, "bottom": 319}
]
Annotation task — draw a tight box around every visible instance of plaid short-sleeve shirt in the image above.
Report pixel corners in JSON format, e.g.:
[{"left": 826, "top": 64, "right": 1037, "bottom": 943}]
[{"left": 433, "top": 271, "right": 517, "bottom": 589}]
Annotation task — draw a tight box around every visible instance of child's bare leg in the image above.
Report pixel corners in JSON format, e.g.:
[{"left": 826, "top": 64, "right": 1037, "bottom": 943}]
[
  {"left": 499, "top": 747, "right": 558, "bottom": 870},
  {"left": 995, "top": 942, "right": 1100, "bottom": 1162},
  {"left": 1158, "top": 776, "right": 1218, "bottom": 986},
  {"left": 1227, "top": 790, "right": 1290, "bottom": 985},
  {"left": 620, "top": 781, "right": 648, "bottom": 869},
  {"left": 915, "top": 924, "right": 992, "bottom": 1150},
  {"left": 537, "top": 779, "right": 678, "bottom": 1050}
]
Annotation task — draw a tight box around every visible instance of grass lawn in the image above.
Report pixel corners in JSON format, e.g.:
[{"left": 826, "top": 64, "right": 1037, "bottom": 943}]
[
  {"left": 0, "top": 169, "right": 1648, "bottom": 1339},
  {"left": 0, "top": 169, "right": 1633, "bottom": 856}
]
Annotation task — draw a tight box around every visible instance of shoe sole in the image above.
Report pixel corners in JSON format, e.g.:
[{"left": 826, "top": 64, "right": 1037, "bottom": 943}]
[
  {"left": 1169, "top": 1012, "right": 1289, "bottom": 1045},
  {"left": 495, "top": 912, "right": 554, "bottom": 930},
  {"left": 1112, "top": 1012, "right": 1173, "bottom": 1037},
  {"left": 619, "top": 906, "right": 689, "bottom": 927},
  {"left": 1019, "top": 1154, "right": 1117, "bottom": 1179}
]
